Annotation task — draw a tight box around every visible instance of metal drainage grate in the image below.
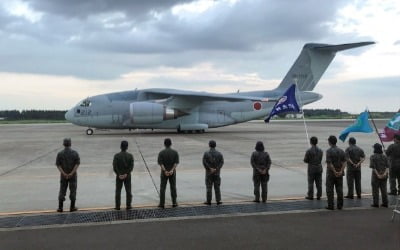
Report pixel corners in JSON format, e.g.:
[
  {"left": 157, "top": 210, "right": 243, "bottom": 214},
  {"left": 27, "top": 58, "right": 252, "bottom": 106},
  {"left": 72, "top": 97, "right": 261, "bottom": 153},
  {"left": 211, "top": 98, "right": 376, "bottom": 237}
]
[{"left": 0, "top": 196, "right": 394, "bottom": 229}]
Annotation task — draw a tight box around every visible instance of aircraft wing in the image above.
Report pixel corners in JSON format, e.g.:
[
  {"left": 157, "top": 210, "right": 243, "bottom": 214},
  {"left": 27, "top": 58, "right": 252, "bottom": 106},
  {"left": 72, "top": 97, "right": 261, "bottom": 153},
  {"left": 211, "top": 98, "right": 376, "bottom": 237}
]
[{"left": 142, "top": 88, "right": 273, "bottom": 103}]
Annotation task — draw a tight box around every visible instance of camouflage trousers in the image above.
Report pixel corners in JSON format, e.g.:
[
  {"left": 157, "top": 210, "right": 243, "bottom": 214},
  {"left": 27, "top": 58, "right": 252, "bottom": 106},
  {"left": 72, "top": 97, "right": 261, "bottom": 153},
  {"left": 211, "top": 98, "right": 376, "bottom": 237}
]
[
  {"left": 159, "top": 172, "right": 177, "bottom": 206},
  {"left": 253, "top": 174, "right": 269, "bottom": 202},
  {"left": 346, "top": 169, "right": 361, "bottom": 197},
  {"left": 389, "top": 167, "right": 400, "bottom": 194},
  {"left": 115, "top": 174, "right": 132, "bottom": 208},
  {"left": 58, "top": 175, "right": 77, "bottom": 202},
  {"left": 205, "top": 174, "right": 221, "bottom": 203},
  {"left": 326, "top": 175, "right": 343, "bottom": 209},
  {"left": 371, "top": 175, "right": 388, "bottom": 206},
  {"left": 307, "top": 171, "right": 322, "bottom": 199}
]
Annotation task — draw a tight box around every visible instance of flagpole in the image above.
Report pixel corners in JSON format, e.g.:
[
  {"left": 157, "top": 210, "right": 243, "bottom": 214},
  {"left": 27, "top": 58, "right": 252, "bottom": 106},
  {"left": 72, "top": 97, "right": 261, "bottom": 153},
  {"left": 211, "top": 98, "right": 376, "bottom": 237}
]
[
  {"left": 367, "top": 109, "right": 386, "bottom": 151},
  {"left": 294, "top": 78, "right": 310, "bottom": 146}
]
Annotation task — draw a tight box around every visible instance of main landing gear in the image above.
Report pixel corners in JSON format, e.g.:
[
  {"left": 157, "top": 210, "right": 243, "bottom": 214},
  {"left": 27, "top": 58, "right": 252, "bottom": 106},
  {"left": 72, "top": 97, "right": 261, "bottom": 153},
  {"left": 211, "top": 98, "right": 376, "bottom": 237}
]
[
  {"left": 86, "top": 128, "right": 94, "bottom": 135},
  {"left": 177, "top": 128, "right": 205, "bottom": 134}
]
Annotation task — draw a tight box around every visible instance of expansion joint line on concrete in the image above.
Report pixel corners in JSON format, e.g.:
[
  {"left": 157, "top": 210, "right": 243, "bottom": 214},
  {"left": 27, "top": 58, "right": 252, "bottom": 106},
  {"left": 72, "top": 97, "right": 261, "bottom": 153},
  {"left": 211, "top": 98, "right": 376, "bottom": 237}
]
[
  {"left": 0, "top": 147, "right": 62, "bottom": 177},
  {"left": 134, "top": 139, "right": 160, "bottom": 196},
  {"left": 272, "top": 162, "right": 306, "bottom": 175}
]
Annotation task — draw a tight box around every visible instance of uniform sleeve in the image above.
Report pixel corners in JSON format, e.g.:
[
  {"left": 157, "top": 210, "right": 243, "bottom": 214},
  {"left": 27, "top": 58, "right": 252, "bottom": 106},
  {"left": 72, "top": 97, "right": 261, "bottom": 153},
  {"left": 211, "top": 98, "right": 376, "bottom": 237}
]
[
  {"left": 157, "top": 151, "right": 163, "bottom": 166},
  {"left": 74, "top": 151, "right": 80, "bottom": 165},
  {"left": 265, "top": 152, "right": 271, "bottom": 169},
  {"left": 345, "top": 148, "right": 350, "bottom": 160},
  {"left": 360, "top": 148, "right": 365, "bottom": 158},
  {"left": 304, "top": 149, "right": 310, "bottom": 163},
  {"left": 318, "top": 149, "right": 323, "bottom": 164},
  {"left": 113, "top": 154, "right": 118, "bottom": 174},
  {"left": 129, "top": 154, "right": 134, "bottom": 172},
  {"left": 369, "top": 155, "right": 374, "bottom": 169},
  {"left": 218, "top": 152, "right": 224, "bottom": 169},
  {"left": 55, "top": 152, "right": 61, "bottom": 167},
  {"left": 203, "top": 152, "right": 209, "bottom": 169},
  {"left": 384, "top": 156, "right": 389, "bottom": 169},
  {"left": 340, "top": 150, "right": 346, "bottom": 163},
  {"left": 325, "top": 150, "right": 331, "bottom": 164},
  {"left": 386, "top": 145, "right": 393, "bottom": 157},
  {"left": 175, "top": 151, "right": 179, "bottom": 165},
  {"left": 250, "top": 152, "right": 256, "bottom": 168}
]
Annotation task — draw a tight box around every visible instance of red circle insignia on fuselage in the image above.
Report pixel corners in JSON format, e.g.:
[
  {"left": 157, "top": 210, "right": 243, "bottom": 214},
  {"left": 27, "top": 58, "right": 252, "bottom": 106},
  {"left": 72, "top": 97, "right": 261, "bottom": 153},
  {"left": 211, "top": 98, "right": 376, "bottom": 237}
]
[{"left": 253, "top": 102, "right": 262, "bottom": 110}]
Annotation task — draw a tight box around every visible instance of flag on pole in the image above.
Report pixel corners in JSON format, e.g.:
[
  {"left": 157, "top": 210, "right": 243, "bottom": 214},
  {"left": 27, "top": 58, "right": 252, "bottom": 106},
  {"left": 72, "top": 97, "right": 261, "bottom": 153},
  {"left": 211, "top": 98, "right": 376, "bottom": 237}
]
[
  {"left": 379, "top": 113, "right": 400, "bottom": 142},
  {"left": 264, "top": 84, "right": 300, "bottom": 123},
  {"left": 338, "top": 110, "right": 373, "bottom": 142}
]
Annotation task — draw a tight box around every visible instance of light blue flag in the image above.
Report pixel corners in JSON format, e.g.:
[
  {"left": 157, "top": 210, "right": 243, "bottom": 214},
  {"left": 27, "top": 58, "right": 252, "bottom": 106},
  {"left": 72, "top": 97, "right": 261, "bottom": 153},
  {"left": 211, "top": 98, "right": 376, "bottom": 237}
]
[{"left": 339, "top": 111, "right": 373, "bottom": 142}]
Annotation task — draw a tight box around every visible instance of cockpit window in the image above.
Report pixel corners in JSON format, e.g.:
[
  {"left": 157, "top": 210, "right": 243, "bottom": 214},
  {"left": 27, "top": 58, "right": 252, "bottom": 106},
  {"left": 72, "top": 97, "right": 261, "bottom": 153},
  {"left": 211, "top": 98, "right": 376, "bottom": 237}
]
[{"left": 79, "top": 99, "right": 91, "bottom": 107}]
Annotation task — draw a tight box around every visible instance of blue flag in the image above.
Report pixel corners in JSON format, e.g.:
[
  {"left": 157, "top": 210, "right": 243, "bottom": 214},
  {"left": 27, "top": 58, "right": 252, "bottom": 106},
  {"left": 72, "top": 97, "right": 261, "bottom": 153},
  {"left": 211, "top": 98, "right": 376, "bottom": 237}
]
[
  {"left": 338, "top": 111, "right": 373, "bottom": 142},
  {"left": 264, "top": 84, "right": 300, "bottom": 123}
]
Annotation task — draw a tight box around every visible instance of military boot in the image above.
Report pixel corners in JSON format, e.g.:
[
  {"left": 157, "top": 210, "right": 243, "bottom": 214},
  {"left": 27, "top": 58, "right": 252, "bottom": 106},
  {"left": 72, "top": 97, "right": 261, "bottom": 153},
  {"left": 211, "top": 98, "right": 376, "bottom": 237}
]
[
  {"left": 70, "top": 200, "right": 78, "bottom": 212},
  {"left": 57, "top": 201, "right": 63, "bottom": 212}
]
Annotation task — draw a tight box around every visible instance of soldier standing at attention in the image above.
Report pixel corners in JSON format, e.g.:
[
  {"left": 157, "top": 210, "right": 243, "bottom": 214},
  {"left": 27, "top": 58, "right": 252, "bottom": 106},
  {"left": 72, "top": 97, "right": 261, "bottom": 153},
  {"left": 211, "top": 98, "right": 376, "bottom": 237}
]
[
  {"left": 387, "top": 134, "right": 400, "bottom": 195},
  {"left": 325, "top": 135, "right": 346, "bottom": 210},
  {"left": 304, "top": 136, "right": 323, "bottom": 200},
  {"left": 370, "top": 143, "right": 389, "bottom": 208},
  {"left": 158, "top": 138, "right": 179, "bottom": 208},
  {"left": 113, "top": 140, "right": 134, "bottom": 210},
  {"left": 202, "top": 140, "right": 224, "bottom": 205},
  {"left": 250, "top": 141, "right": 271, "bottom": 203},
  {"left": 56, "top": 138, "right": 80, "bottom": 212},
  {"left": 344, "top": 137, "right": 365, "bottom": 199}
]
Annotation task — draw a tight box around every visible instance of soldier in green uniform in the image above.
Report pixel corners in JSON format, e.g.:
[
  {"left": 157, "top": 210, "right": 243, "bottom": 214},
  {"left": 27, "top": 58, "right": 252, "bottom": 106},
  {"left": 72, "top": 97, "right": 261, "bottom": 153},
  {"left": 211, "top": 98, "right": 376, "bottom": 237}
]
[
  {"left": 304, "top": 136, "right": 323, "bottom": 200},
  {"left": 157, "top": 138, "right": 179, "bottom": 208},
  {"left": 202, "top": 140, "right": 224, "bottom": 205},
  {"left": 250, "top": 141, "right": 271, "bottom": 203},
  {"left": 370, "top": 143, "right": 389, "bottom": 207},
  {"left": 56, "top": 138, "right": 80, "bottom": 212},
  {"left": 113, "top": 140, "right": 134, "bottom": 210},
  {"left": 325, "top": 135, "right": 346, "bottom": 210},
  {"left": 387, "top": 134, "right": 400, "bottom": 195},
  {"left": 344, "top": 137, "right": 365, "bottom": 199}
]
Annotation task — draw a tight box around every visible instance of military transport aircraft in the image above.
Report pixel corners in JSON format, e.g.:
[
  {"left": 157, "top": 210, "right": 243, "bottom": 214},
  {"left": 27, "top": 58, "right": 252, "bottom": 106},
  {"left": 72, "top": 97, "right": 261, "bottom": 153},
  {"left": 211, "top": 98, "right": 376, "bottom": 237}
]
[{"left": 65, "top": 42, "right": 374, "bottom": 135}]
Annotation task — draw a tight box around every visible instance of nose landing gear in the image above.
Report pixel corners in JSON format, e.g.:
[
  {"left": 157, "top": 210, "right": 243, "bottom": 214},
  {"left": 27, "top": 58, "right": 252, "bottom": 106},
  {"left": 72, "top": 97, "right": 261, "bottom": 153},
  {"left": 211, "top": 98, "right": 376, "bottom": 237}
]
[{"left": 86, "top": 128, "right": 94, "bottom": 135}]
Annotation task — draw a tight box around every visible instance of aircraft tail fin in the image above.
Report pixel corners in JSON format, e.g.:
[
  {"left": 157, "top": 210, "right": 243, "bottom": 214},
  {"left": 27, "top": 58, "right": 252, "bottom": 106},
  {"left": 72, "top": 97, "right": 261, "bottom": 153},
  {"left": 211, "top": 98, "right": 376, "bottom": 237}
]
[{"left": 277, "top": 42, "right": 375, "bottom": 91}]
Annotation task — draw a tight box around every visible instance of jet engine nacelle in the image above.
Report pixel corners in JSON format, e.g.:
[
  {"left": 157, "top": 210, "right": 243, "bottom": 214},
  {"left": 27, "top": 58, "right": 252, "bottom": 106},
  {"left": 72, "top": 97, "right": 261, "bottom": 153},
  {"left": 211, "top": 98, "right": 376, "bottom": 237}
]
[{"left": 130, "top": 102, "right": 186, "bottom": 124}]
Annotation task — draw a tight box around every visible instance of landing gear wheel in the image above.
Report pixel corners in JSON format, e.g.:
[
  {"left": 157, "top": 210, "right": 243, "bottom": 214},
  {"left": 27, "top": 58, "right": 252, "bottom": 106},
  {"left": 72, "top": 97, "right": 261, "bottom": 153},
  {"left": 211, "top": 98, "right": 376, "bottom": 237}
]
[{"left": 86, "top": 128, "right": 94, "bottom": 135}]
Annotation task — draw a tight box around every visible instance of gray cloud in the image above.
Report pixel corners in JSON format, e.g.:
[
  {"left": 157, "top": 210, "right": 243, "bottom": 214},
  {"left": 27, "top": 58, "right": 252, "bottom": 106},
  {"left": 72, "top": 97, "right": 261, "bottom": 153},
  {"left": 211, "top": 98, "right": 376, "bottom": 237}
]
[
  {"left": 22, "top": 0, "right": 193, "bottom": 19},
  {"left": 0, "top": 0, "right": 360, "bottom": 80}
]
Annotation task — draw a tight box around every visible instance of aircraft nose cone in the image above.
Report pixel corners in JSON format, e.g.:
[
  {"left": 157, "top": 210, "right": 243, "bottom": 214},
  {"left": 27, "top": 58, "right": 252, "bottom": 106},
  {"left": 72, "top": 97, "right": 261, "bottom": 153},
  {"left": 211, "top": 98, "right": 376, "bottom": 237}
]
[{"left": 65, "top": 109, "right": 73, "bottom": 122}]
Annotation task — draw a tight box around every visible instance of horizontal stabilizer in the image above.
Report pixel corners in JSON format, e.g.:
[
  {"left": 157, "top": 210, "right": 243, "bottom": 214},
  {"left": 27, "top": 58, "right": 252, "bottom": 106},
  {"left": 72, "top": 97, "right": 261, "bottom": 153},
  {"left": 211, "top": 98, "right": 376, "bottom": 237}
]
[{"left": 311, "top": 41, "right": 375, "bottom": 52}]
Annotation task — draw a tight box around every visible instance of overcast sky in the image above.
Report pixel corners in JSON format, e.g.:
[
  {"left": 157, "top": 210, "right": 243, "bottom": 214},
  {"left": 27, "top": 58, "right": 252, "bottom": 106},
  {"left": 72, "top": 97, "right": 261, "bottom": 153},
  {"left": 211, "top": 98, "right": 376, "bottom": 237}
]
[{"left": 0, "top": 0, "right": 399, "bottom": 113}]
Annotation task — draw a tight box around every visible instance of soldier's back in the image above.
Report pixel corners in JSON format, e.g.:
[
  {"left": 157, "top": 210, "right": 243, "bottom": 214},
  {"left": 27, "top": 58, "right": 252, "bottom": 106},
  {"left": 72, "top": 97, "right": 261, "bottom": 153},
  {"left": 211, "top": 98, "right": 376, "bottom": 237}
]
[{"left": 387, "top": 143, "right": 400, "bottom": 167}]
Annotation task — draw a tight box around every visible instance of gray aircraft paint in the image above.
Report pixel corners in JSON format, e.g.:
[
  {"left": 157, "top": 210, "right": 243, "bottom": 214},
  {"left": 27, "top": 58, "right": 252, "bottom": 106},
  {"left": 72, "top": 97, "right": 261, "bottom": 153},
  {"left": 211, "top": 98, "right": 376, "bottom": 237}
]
[{"left": 65, "top": 42, "right": 374, "bottom": 134}]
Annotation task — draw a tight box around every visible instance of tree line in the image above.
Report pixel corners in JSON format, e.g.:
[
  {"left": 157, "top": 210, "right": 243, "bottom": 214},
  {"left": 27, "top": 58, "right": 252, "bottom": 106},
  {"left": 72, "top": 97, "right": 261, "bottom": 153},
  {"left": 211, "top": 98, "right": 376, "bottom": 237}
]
[
  {"left": 0, "top": 110, "right": 67, "bottom": 120},
  {"left": 303, "top": 109, "right": 396, "bottom": 119}
]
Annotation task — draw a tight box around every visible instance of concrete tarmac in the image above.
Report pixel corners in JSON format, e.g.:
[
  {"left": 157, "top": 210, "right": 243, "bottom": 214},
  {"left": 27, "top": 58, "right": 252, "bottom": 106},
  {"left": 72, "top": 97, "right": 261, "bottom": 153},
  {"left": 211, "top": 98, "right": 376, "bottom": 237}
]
[
  {"left": 0, "top": 120, "right": 389, "bottom": 213},
  {"left": 1, "top": 208, "right": 399, "bottom": 250}
]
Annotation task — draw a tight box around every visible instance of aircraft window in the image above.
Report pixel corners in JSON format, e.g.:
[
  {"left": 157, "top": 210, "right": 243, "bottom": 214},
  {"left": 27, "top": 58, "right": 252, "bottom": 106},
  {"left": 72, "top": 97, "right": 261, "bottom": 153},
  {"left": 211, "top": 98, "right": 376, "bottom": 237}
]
[
  {"left": 107, "top": 91, "right": 138, "bottom": 101},
  {"left": 80, "top": 99, "right": 91, "bottom": 107}
]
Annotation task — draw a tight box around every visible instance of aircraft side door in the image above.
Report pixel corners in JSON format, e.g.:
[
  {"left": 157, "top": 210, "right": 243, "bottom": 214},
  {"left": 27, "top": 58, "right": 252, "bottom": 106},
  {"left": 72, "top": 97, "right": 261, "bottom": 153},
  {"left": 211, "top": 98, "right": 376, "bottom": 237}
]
[{"left": 217, "top": 110, "right": 225, "bottom": 124}]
